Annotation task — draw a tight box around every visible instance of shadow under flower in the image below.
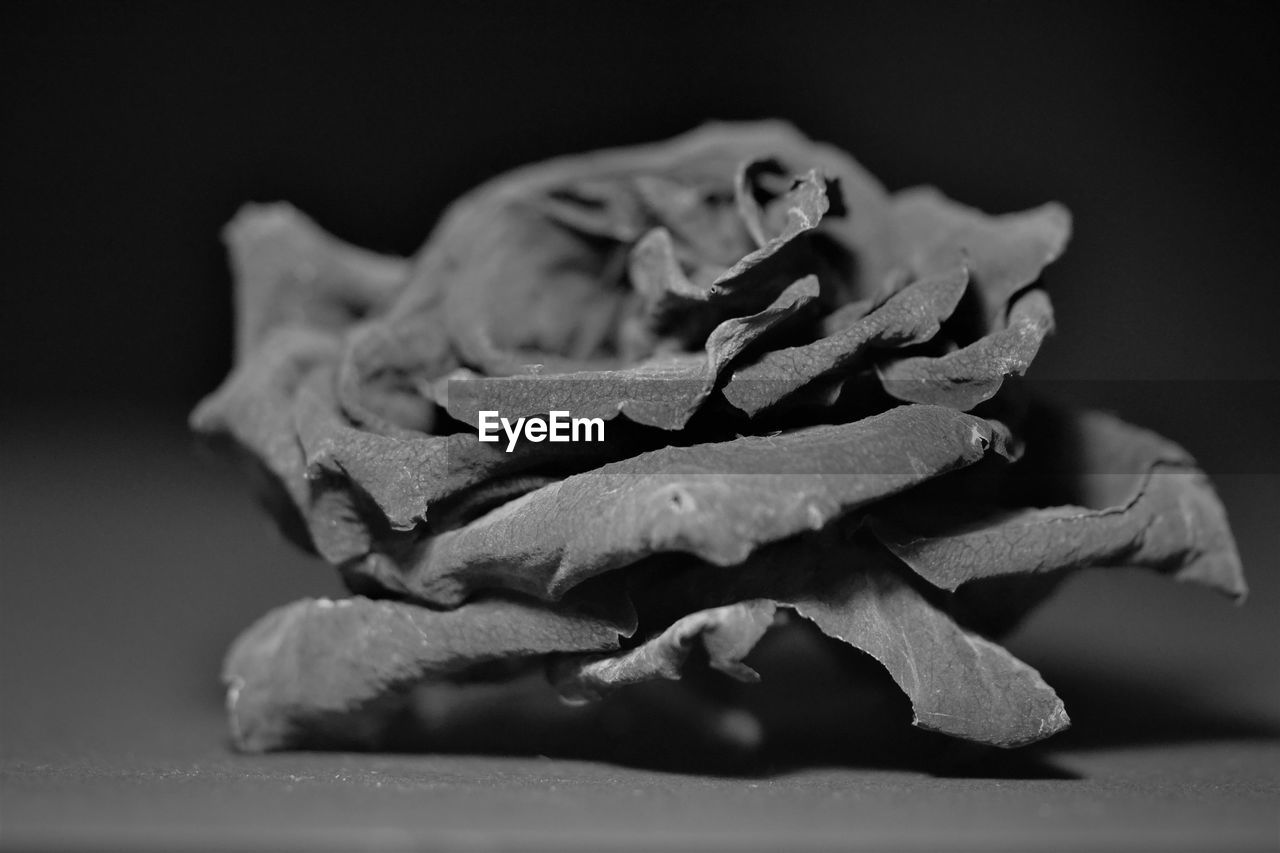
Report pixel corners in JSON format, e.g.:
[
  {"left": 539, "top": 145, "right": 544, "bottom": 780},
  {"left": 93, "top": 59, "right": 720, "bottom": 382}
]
[
  {"left": 320, "top": 626, "right": 1082, "bottom": 780},
  {"left": 1025, "top": 659, "right": 1280, "bottom": 752}
]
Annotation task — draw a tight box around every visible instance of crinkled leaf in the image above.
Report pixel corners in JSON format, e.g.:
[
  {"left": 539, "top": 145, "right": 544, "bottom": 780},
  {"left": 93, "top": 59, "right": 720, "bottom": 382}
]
[
  {"left": 380, "top": 405, "right": 1007, "bottom": 606},
  {"left": 721, "top": 267, "right": 968, "bottom": 416},
  {"left": 888, "top": 188, "right": 1070, "bottom": 330},
  {"left": 878, "top": 288, "right": 1055, "bottom": 410},
  {"left": 871, "top": 407, "right": 1246, "bottom": 598},
  {"left": 223, "top": 595, "right": 624, "bottom": 752},
  {"left": 553, "top": 601, "right": 777, "bottom": 702},
  {"left": 443, "top": 275, "right": 819, "bottom": 431}
]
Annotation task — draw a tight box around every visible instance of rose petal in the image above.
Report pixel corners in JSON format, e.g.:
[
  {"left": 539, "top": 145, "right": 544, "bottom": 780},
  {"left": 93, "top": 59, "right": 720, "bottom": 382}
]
[
  {"left": 871, "top": 406, "right": 1247, "bottom": 599},
  {"left": 224, "top": 203, "right": 410, "bottom": 358},
  {"left": 190, "top": 327, "right": 344, "bottom": 555},
  {"left": 296, "top": 371, "right": 630, "bottom": 533},
  {"left": 888, "top": 188, "right": 1070, "bottom": 332},
  {"left": 585, "top": 536, "right": 1069, "bottom": 748},
  {"left": 789, "top": 557, "right": 1069, "bottom": 748},
  {"left": 442, "top": 275, "right": 819, "bottom": 431},
  {"left": 877, "top": 288, "right": 1055, "bottom": 410},
  {"left": 377, "top": 405, "right": 1006, "bottom": 606},
  {"left": 552, "top": 601, "right": 777, "bottom": 703},
  {"left": 223, "top": 595, "right": 624, "bottom": 752},
  {"left": 630, "top": 170, "right": 830, "bottom": 346},
  {"left": 721, "top": 267, "right": 968, "bottom": 416}
]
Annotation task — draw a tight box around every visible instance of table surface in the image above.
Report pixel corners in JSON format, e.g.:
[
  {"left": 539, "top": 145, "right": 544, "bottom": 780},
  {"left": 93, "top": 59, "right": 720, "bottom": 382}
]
[{"left": 2, "top": 409, "right": 1278, "bottom": 851}]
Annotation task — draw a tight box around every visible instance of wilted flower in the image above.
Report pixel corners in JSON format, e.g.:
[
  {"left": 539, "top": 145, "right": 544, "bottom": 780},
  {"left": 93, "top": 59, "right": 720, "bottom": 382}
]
[{"left": 194, "top": 122, "right": 1244, "bottom": 757}]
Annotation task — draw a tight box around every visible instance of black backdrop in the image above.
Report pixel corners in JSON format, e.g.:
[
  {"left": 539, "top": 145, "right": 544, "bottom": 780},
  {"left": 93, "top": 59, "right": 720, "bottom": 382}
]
[{"left": 5, "top": 1, "right": 1279, "bottom": 412}]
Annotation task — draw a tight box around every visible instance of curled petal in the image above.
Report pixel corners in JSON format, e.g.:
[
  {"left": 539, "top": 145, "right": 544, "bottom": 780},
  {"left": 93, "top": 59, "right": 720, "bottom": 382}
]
[
  {"left": 871, "top": 406, "right": 1246, "bottom": 599},
  {"left": 595, "top": 535, "right": 1069, "bottom": 748},
  {"left": 887, "top": 188, "right": 1070, "bottom": 333},
  {"left": 223, "top": 595, "right": 624, "bottom": 752},
  {"left": 722, "top": 267, "right": 968, "bottom": 416},
  {"left": 225, "top": 203, "right": 410, "bottom": 358},
  {"left": 878, "top": 288, "right": 1055, "bottom": 410},
  {"left": 553, "top": 601, "right": 777, "bottom": 703}
]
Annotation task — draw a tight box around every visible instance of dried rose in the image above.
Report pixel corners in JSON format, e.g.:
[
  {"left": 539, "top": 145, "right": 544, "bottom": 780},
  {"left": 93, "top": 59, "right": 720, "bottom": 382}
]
[{"left": 193, "top": 122, "right": 1244, "bottom": 755}]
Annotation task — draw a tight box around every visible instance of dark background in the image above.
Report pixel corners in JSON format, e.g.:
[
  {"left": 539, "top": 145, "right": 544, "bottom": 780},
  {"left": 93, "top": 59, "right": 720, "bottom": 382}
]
[
  {"left": 5, "top": 1, "right": 1280, "bottom": 404},
  {"left": 2, "top": 2, "right": 1278, "bottom": 849}
]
